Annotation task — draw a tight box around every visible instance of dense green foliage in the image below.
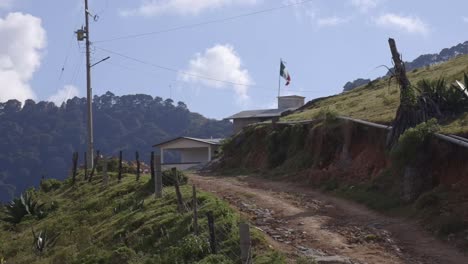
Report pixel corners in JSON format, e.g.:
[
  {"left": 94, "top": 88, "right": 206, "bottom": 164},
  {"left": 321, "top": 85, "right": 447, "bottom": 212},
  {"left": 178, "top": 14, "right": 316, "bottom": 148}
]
[
  {"left": 0, "top": 92, "right": 232, "bottom": 201},
  {"left": 0, "top": 173, "right": 283, "bottom": 263},
  {"left": 390, "top": 119, "right": 440, "bottom": 168}
]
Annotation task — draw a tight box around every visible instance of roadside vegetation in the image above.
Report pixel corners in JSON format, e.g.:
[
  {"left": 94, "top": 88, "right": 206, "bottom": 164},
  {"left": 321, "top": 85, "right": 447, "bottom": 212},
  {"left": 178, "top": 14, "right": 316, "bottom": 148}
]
[
  {"left": 0, "top": 170, "right": 284, "bottom": 264},
  {"left": 284, "top": 54, "right": 468, "bottom": 135}
]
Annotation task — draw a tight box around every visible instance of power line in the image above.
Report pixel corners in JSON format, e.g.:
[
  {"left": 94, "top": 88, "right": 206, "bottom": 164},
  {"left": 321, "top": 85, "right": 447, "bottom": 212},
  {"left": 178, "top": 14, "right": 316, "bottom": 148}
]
[
  {"left": 95, "top": 46, "right": 255, "bottom": 87},
  {"left": 96, "top": 46, "right": 323, "bottom": 94},
  {"left": 94, "top": 0, "right": 314, "bottom": 43}
]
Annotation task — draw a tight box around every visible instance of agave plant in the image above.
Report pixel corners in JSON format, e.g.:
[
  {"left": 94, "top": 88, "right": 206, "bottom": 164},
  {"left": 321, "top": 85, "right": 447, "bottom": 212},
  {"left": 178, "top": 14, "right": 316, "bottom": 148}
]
[
  {"left": 417, "top": 76, "right": 468, "bottom": 115},
  {"left": 2, "top": 192, "right": 45, "bottom": 224},
  {"left": 22, "top": 192, "right": 45, "bottom": 216},
  {"left": 32, "top": 228, "right": 60, "bottom": 254}
]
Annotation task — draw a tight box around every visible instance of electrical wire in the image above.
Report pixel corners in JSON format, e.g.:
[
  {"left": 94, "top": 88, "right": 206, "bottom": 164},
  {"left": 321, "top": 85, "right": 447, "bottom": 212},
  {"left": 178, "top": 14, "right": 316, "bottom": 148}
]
[
  {"left": 95, "top": 46, "right": 323, "bottom": 94},
  {"left": 95, "top": 46, "right": 255, "bottom": 87},
  {"left": 94, "top": 0, "right": 314, "bottom": 43}
]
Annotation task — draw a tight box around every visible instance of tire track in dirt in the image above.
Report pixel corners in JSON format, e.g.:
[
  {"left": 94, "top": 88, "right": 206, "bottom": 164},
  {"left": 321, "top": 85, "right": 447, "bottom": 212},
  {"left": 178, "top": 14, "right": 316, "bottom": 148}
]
[{"left": 189, "top": 174, "right": 468, "bottom": 264}]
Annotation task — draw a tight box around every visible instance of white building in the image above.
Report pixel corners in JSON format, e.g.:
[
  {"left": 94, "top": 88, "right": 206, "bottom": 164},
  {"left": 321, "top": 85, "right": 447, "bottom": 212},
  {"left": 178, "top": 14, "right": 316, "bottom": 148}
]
[
  {"left": 225, "top": 95, "right": 305, "bottom": 133},
  {"left": 153, "top": 137, "right": 223, "bottom": 171}
]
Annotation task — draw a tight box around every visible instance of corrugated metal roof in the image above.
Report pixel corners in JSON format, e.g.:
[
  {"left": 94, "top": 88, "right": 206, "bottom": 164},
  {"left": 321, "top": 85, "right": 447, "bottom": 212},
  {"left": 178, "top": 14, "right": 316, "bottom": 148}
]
[
  {"left": 153, "top": 137, "right": 223, "bottom": 147},
  {"left": 224, "top": 108, "right": 296, "bottom": 119}
]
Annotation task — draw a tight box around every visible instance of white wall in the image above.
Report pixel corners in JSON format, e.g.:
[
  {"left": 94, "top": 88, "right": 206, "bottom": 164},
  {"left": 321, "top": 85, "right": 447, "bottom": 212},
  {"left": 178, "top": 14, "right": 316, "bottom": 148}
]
[{"left": 181, "top": 148, "right": 209, "bottom": 163}]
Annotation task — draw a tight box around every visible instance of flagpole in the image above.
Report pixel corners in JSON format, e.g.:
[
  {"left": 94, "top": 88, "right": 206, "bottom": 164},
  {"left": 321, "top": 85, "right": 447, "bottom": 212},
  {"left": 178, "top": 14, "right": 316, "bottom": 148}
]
[{"left": 278, "top": 58, "right": 281, "bottom": 98}]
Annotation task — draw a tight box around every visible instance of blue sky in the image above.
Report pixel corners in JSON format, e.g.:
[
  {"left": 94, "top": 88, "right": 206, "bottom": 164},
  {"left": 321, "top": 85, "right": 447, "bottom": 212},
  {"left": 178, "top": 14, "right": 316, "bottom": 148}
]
[{"left": 1, "top": 0, "right": 468, "bottom": 119}]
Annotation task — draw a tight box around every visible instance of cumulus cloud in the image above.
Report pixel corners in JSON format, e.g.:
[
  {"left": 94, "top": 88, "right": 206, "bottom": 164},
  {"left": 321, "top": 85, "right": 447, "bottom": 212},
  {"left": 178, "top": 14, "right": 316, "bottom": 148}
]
[
  {"left": 0, "top": 12, "right": 46, "bottom": 103},
  {"left": 120, "top": 0, "right": 258, "bottom": 17},
  {"left": 48, "top": 85, "right": 80, "bottom": 106},
  {"left": 180, "top": 44, "right": 253, "bottom": 103},
  {"left": 375, "top": 13, "right": 429, "bottom": 35},
  {"left": 317, "top": 16, "right": 349, "bottom": 27},
  {"left": 350, "top": 0, "right": 379, "bottom": 12}
]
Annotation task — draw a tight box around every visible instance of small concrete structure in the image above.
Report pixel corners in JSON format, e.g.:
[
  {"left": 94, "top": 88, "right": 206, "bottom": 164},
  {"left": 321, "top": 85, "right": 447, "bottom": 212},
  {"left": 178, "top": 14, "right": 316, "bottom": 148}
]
[
  {"left": 153, "top": 137, "right": 223, "bottom": 171},
  {"left": 225, "top": 95, "right": 305, "bottom": 133}
]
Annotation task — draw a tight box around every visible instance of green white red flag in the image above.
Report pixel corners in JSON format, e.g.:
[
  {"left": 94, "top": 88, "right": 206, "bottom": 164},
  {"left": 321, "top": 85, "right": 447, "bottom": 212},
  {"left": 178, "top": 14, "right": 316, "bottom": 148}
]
[{"left": 280, "top": 60, "right": 291, "bottom": 86}]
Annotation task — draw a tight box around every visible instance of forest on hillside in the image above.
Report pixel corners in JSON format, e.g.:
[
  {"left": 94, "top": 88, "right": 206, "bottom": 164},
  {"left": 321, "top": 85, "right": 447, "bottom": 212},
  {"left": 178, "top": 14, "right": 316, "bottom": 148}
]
[{"left": 0, "top": 92, "right": 232, "bottom": 202}]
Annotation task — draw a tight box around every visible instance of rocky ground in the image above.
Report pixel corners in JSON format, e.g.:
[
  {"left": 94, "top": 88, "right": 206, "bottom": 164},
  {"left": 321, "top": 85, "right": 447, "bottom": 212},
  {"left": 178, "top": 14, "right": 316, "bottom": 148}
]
[{"left": 190, "top": 173, "right": 468, "bottom": 264}]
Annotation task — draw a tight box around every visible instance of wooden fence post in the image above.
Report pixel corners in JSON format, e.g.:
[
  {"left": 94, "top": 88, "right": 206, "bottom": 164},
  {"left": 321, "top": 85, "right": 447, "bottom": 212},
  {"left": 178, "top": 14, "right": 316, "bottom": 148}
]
[
  {"left": 118, "top": 150, "right": 123, "bottom": 182},
  {"left": 102, "top": 158, "right": 109, "bottom": 187},
  {"left": 135, "top": 151, "right": 140, "bottom": 181},
  {"left": 72, "top": 152, "right": 78, "bottom": 185},
  {"left": 84, "top": 152, "right": 88, "bottom": 180},
  {"left": 150, "top": 151, "right": 155, "bottom": 182},
  {"left": 88, "top": 150, "right": 100, "bottom": 182},
  {"left": 240, "top": 223, "right": 252, "bottom": 264},
  {"left": 173, "top": 167, "right": 184, "bottom": 213},
  {"left": 193, "top": 185, "right": 199, "bottom": 235},
  {"left": 154, "top": 155, "right": 162, "bottom": 198},
  {"left": 207, "top": 211, "right": 217, "bottom": 254}
]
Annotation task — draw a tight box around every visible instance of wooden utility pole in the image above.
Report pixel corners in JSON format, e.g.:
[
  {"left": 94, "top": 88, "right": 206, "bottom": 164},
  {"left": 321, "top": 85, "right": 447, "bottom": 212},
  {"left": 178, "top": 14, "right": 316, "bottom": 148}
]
[
  {"left": 84, "top": 0, "right": 94, "bottom": 168},
  {"left": 88, "top": 150, "right": 100, "bottom": 182}
]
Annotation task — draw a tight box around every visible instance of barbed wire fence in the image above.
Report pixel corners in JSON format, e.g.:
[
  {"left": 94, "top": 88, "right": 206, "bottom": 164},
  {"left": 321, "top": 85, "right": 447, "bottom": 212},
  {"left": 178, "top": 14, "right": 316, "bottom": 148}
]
[
  {"left": 71, "top": 150, "right": 254, "bottom": 263},
  {"left": 153, "top": 156, "right": 253, "bottom": 263}
]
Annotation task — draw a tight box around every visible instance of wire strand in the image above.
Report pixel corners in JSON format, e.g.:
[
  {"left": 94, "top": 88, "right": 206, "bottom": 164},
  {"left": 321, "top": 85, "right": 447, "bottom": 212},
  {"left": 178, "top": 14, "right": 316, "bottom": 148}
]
[
  {"left": 95, "top": 46, "right": 323, "bottom": 94},
  {"left": 94, "top": 0, "right": 314, "bottom": 43}
]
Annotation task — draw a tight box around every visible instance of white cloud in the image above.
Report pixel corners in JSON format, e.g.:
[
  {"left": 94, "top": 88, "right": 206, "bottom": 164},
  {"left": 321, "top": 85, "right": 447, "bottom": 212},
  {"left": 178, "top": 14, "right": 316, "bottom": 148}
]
[
  {"left": 0, "top": 12, "right": 46, "bottom": 103},
  {"left": 375, "top": 13, "right": 429, "bottom": 35},
  {"left": 48, "top": 85, "right": 80, "bottom": 106},
  {"left": 120, "top": 0, "right": 258, "bottom": 17},
  {"left": 317, "top": 16, "right": 349, "bottom": 27},
  {"left": 350, "top": 0, "right": 379, "bottom": 12},
  {"left": 462, "top": 16, "right": 468, "bottom": 23},
  {"left": 180, "top": 44, "right": 253, "bottom": 103}
]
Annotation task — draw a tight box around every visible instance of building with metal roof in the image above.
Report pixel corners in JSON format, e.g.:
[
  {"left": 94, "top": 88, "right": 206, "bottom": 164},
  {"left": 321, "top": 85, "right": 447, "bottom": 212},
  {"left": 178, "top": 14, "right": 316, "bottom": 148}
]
[
  {"left": 153, "top": 137, "right": 223, "bottom": 171},
  {"left": 225, "top": 95, "right": 305, "bottom": 133}
]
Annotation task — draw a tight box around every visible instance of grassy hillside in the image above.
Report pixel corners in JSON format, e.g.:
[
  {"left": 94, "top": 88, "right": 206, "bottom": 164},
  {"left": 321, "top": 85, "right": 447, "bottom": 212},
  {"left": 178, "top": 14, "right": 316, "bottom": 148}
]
[
  {"left": 284, "top": 54, "right": 468, "bottom": 135},
  {"left": 0, "top": 172, "right": 283, "bottom": 264}
]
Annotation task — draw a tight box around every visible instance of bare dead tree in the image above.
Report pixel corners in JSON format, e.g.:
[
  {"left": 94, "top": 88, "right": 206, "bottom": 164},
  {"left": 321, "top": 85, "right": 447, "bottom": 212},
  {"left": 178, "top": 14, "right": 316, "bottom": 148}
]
[{"left": 386, "top": 38, "right": 441, "bottom": 148}]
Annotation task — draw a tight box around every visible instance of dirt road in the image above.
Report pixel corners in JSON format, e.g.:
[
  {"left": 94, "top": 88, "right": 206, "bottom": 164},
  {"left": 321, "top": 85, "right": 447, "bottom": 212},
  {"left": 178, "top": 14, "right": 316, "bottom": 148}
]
[{"left": 189, "top": 174, "right": 468, "bottom": 264}]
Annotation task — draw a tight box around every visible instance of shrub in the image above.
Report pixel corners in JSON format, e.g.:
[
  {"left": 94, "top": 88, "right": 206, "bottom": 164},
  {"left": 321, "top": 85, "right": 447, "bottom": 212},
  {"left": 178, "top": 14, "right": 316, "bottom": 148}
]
[
  {"left": 40, "top": 179, "right": 62, "bottom": 192},
  {"left": 162, "top": 170, "right": 188, "bottom": 186},
  {"left": 391, "top": 119, "right": 439, "bottom": 168}
]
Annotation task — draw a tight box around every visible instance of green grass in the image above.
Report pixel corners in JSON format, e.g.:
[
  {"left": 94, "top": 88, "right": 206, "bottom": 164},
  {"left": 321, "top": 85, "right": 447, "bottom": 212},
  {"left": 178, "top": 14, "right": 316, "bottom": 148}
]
[
  {"left": 284, "top": 54, "right": 468, "bottom": 134},
  {"left": 0, "top": 172, "right": 284, "bottom": 264}
]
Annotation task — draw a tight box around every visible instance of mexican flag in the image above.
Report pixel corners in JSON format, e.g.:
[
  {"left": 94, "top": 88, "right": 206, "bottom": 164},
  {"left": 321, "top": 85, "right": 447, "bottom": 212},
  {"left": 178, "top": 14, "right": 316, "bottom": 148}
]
[{"left": 280, "top": 60, "right": 291, "bottom": 86}]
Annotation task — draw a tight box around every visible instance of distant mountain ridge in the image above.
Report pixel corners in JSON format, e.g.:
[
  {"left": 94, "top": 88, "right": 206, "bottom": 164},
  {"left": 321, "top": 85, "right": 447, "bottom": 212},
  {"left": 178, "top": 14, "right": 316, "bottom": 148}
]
[{"left": 343, "top": 40, "right": 468, "bottom": 92}]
